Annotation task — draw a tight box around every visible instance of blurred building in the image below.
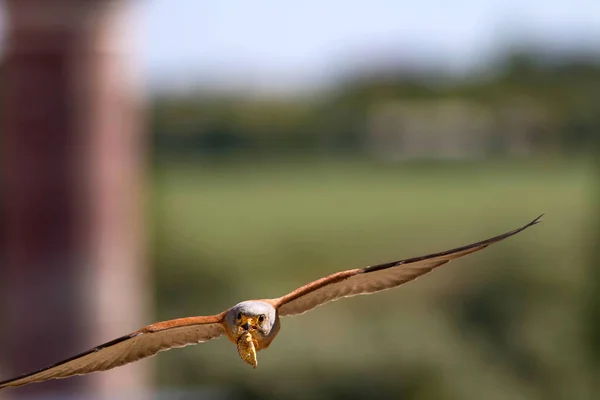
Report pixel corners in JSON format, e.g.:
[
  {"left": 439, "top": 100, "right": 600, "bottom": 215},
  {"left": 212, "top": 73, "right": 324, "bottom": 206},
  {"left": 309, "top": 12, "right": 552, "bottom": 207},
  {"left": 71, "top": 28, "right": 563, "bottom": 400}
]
[
  {"left": 0, "top": 0, "right": 150, "bottom": 399},
  {"left": 366, "top": 97, "right": 550, "bottom": 162}
]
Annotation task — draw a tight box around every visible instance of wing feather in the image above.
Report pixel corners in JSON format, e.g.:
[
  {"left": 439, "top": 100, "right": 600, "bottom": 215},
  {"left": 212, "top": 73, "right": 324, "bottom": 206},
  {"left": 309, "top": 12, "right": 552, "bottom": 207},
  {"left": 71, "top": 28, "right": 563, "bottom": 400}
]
[
  {"left": 275, "top": 215, "right": 543, "bottom": 316},
  {"left": 0, "top": 315, "right": 226, "bottom": 389}
]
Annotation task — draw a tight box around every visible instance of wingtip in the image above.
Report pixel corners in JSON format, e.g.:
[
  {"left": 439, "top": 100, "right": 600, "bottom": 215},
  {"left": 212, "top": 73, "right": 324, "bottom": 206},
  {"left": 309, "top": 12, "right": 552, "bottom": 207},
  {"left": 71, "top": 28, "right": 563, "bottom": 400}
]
[
  {"left": 519, "top": 213, "right": 543, "bottom": 231},
  {"left": 530, "top": 213, "right": 544, "bottom": 225}
]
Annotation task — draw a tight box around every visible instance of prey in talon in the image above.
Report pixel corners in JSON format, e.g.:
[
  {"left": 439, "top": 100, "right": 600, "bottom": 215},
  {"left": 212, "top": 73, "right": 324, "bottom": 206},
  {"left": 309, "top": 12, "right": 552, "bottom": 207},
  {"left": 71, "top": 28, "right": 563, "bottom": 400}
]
[{"left": 237, "top": 332, "right": 258, "bottom": 368}]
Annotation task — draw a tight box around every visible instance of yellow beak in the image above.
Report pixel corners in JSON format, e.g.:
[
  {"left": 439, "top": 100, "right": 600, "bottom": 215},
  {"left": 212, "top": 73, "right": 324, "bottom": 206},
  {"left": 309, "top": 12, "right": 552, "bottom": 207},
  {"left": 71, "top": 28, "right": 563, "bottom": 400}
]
[{"left": 239, "top": 316, "right": 258, "bottom": 333}]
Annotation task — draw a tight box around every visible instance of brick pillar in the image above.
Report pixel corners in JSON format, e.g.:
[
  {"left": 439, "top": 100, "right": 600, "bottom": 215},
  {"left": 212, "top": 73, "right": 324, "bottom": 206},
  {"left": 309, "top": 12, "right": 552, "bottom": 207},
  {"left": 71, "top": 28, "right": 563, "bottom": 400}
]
[{"left": 0, "top": 0, "right": 151, "bottom": 398}]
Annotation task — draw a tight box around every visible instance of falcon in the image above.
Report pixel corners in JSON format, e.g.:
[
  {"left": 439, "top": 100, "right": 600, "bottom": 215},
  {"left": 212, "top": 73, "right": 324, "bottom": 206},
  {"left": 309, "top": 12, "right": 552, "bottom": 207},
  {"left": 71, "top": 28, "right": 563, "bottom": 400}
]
[{"left": 0, "top": 215, "right": 542, "bottom": 389}]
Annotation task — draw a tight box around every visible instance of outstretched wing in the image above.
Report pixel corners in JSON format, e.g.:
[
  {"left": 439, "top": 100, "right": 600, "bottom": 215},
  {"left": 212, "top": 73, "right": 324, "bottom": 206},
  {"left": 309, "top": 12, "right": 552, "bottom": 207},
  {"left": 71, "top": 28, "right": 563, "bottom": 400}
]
[
  {"left": 0, "top": 314, "right": 226, "bottom": 389},
  {"left": 274, "top": 215, "right": 543, "bottom": 317}
]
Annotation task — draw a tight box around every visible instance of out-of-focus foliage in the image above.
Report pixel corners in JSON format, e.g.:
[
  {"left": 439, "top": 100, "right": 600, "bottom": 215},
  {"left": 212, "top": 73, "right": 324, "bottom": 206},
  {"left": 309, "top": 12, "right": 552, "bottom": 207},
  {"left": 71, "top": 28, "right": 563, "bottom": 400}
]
[{"left": 150, "top": 49, "right": 600, "bottom": 160}]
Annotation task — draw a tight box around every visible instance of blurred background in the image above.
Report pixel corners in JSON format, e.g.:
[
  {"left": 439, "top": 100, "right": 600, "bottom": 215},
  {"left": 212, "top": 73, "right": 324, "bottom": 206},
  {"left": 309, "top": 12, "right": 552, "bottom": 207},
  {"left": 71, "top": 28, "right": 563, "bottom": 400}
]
[{"left": 0, "top": 0, "right": 598, "bottom": 399}]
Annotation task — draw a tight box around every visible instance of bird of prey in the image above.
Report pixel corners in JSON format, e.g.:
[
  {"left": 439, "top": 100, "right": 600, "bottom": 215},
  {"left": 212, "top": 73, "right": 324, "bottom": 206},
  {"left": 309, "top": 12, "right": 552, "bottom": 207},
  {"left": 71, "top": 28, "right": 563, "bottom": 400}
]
[{"left": 0, "top": 215, "right": 542, "bottom": 390}]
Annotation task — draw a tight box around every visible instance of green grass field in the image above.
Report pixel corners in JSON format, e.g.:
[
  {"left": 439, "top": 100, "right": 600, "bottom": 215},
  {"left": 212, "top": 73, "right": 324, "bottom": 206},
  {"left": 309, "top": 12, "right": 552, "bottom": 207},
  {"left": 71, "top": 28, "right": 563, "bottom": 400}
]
[{"left": 149, "top": 156, "right": 595, "bottom": 399}]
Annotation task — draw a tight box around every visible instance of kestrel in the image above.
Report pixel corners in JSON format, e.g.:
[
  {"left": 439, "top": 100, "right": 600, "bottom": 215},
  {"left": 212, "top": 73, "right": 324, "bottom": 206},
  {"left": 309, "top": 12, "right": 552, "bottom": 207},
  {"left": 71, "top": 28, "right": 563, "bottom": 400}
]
[{"left": 0, "top": 215, "right": 542, "bottom": 389}]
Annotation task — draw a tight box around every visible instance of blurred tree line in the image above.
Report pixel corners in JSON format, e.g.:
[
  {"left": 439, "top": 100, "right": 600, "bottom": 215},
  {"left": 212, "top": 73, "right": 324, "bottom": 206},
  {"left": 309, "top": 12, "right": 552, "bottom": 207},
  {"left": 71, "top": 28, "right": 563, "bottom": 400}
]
[{"left": 150, "top": 48, "right": 600, "bottom": 160}]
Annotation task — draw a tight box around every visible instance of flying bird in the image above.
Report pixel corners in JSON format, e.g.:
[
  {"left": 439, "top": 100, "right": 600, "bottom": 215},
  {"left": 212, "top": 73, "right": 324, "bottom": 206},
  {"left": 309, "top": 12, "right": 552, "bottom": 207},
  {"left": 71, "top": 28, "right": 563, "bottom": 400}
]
[{"left": 0, "top": 215, "right": 543, "bottom": 390}]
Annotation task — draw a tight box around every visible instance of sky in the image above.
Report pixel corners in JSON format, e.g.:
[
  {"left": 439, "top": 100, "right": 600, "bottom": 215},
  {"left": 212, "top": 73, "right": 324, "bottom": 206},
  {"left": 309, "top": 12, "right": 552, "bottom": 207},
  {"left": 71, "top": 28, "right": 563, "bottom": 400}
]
[
  {"left": 134, "top": 0, "right": 600, "bottom": 93},
  {"left": 0, "top": 1, "right": 597, "bottom": 94}
]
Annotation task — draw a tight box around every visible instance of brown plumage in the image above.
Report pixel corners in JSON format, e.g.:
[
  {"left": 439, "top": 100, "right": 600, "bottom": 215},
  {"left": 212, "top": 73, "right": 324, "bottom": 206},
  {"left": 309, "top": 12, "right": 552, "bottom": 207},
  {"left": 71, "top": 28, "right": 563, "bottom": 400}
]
[{"left": 0, "top": 214, "right": 542, "bottom": 390}]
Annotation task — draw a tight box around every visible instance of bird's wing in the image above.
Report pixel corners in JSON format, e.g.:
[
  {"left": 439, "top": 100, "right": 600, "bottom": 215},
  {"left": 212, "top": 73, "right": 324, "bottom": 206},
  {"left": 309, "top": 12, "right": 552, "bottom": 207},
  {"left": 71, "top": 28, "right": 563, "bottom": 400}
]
[
  {"left": 274, "top": 215, "right": 542, "bottom": 317},
  {"left": 0, "top": 314, "right": 226, "bottom": 389}
]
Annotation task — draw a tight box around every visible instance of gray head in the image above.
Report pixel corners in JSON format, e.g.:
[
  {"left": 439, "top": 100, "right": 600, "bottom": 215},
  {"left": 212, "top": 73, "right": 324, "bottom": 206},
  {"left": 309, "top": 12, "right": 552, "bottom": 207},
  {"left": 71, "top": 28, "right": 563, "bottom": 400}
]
[{"left": 225, "top": 301, "right": 278, "bottom": 339}]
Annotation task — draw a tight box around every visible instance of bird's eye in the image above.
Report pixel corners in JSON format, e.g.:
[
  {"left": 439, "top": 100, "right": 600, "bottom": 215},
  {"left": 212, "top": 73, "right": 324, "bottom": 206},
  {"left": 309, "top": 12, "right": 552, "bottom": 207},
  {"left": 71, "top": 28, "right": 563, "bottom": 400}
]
[
  {"left": 237, "top": 312, "right": 242, "bottom": 320},
  {"left": 258, "top": 315, "right": 265, "bottom": 323}
]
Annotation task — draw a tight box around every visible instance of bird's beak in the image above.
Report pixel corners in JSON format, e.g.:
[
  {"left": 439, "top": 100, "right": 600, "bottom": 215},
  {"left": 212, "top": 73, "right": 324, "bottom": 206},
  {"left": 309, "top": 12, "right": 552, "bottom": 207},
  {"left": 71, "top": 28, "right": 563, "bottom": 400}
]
[{"left": 239, "top": 316, "right": 258, "bottom": 333}]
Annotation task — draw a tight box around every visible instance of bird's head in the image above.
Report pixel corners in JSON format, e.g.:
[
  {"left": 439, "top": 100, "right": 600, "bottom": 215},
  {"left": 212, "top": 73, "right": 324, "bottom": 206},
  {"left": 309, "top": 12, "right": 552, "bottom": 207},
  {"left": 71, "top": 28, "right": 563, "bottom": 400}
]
[{"left": 225, "top": 301, "right": 278, "bottom": 340}]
